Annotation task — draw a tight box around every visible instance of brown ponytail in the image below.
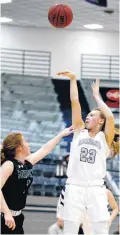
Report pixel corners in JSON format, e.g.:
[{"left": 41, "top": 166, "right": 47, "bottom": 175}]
[{"left": 1, "top": 133, "right": 23, "bottom": 165}]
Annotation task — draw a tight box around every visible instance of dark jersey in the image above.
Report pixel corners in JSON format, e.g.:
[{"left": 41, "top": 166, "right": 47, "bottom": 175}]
[{"left": 2, "top": 159, "right": 33, "bottom": 211}]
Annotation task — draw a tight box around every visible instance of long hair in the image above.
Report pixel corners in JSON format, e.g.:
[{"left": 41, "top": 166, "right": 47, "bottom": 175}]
[
  {"left": 110, "top": 128, "right": 120, "bottom": 158},
  {"left": 1, "top": 133, "right": 23, "bottom": 165}
]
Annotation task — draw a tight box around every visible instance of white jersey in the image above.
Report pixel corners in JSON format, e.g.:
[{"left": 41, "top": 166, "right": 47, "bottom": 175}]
[{"left": 67, "top": 129, "right": 110, "bottom": 186}]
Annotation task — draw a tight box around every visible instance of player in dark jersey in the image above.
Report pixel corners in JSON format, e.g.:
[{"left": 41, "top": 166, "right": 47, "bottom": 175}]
[{"left": 0, "top": 126, "right": 74, "bottom": 234}]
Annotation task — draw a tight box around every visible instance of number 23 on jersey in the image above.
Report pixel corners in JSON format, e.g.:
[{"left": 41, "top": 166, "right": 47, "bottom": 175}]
[{"left": 80, "top": 147, "right": 96, "bottom": 164}]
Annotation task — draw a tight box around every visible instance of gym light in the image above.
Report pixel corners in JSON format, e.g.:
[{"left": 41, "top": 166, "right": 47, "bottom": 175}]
[
  {"left": 84, "top": 24, "right": 103, "bottom": 29},
  {"left": 0, "top": 17, "right": 12, "bottom": 22},
  {"left": 0, "top": 0, "right": 12, "bottom": 3}
]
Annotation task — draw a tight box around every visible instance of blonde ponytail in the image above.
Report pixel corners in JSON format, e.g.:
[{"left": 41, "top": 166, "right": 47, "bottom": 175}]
[
  {"left": 111, "top": 141, "right": 120, "bottom": 159},
  {"left": 110, "top": 128, "right": 120, "bottom": 158}
]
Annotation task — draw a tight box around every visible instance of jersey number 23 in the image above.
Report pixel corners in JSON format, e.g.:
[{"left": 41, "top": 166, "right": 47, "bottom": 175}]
[{"left": 80, "top": 147, "right": 96, "bottom": 164}]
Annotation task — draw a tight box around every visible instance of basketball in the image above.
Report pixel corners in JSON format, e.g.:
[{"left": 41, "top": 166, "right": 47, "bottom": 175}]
[{"left": 48, "top": 4, "right": 73, "bottom": 28}]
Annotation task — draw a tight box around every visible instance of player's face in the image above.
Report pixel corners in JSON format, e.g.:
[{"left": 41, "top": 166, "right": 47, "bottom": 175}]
[
  {"left": 85, "top": 110, "right": 104, "bottom": 130},
  {"left": 20, "top": 136, "right": 31, "bottom": 156}
]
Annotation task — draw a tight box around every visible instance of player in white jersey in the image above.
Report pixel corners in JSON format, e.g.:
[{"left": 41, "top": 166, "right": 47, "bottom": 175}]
[{"left": 57, "top": 70, "right": 115, "bottom": 234}]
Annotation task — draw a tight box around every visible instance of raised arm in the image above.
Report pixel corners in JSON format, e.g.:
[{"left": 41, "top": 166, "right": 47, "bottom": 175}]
[
  {"left": 107, "top": 189, "right": 118, "bottom": 227},
  {"left": 57, "top": 71, "right": 85, "bottom": 133},
  {"left": 92, "top": 79, "right": 115, "bottom": 147},
  {"left": 26, "top": 126, "right": 74, "bottom": 165},
  {"left": 0, "top": 161, "right": 16, "bottom": 230}
]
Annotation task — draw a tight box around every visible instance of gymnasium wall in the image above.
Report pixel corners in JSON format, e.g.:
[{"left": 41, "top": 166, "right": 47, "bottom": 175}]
[{"left": 1, "top": 25, "right": 119, "bottom": 79}]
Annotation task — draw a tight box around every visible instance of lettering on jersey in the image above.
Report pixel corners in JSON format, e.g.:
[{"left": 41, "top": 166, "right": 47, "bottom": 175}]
[
  {"left": 17, "top": 169, "right": 33, "bottom": 179},
  {"left": 78, "top": 138, "right": 101, "bottom": 150}
]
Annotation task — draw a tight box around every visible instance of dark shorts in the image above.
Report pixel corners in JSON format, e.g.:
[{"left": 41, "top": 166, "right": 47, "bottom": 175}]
[{"left": 1, "top": 213, "right": 24, "bottom": 234}]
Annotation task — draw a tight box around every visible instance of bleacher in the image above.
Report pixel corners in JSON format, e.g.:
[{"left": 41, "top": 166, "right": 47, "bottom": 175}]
[
  {"left": 1, "top": 73, "right": 66, "bottom": 150},
  {"left": 1, "top": 73, "right": 69, "bottom": 196}
]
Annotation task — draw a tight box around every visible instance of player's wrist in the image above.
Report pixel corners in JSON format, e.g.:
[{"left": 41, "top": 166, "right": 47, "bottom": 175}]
[
  {"left": 70, "top": 74, "right": 76, "bottom": 80},
  {"left": 4, "top": 210, "right": 12, "bottom": 217},
  {"left": 93, "top": 94, "right": 100, "bottom": 100}
]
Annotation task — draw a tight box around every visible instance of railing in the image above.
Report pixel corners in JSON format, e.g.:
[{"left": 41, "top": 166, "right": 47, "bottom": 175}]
[
  {"left": 81, "top": 54, "right": 119, "bottom": 80},
  {"left": 1, "top": 48, "right": 51, "bottom": 76}
]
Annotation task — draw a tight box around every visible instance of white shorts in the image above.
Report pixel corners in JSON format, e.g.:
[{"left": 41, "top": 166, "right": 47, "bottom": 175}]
[
  {"left": 63, "top": 184, "right": 110, "bottom": 223},
  {"left": 57, "top": 197, "right": 93, "bottom": 234}
]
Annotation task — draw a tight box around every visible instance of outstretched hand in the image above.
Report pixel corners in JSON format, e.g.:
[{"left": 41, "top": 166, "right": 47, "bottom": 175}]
[
  {"left": 91, "top": 79, "right": 100, "bottom": 97},
  {"left": 56, "top": 70, "right": 76, "bottom": 80},
  {"left": 61, "top": 125, "right": 75, "bottom": 137}
]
